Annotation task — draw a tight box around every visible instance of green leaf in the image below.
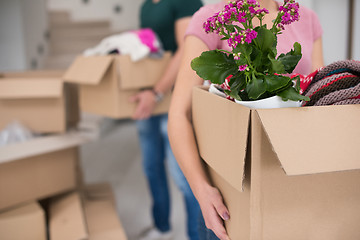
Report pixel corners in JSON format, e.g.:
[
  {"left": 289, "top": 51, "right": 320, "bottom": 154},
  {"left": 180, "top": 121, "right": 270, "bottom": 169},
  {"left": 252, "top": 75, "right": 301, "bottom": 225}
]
[
  {"left": 236, "top": 43, "right": 253, "bottom": 56},
  {"left": 293, "top": 42, "right": 302, "bottom": 55},
  {"left": 246, "top": 77, "right": 267, "bottom": 100},
  {"left": 292, "top": 75, "right": 301, "bottom": 92},
  {"left": 277, "top": 42, "right": 302, "bottom": 73},
  {"left": 251, "top": 48, "right": 263, "bottom": 69},
  {"left": 270, "top": 58, "right": 285, "bottom": 73},
  {"left": 277, "top": 86, "right": 310, "bottom": 101},
  {"left": 254, "top": 27, "right": 276, "bottom": 51},
  {"left": 230, "top": 74, "right": 247, "bottom": 94},
  {"left": 264, "top": 74, "right": 291, "bottom": 93},
  {"left": 191, "top": 50, "right": 238, "bottom": 84}
]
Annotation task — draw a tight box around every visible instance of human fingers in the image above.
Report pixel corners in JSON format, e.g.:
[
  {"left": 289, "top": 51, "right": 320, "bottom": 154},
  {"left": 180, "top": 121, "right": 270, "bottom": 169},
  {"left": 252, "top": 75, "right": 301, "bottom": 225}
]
[
  {"left": 207, "top": 187, "right": 231, "bottom": 239},
  {"left": 203, "top": 205, "right": 230, "bottom": 240},
  {"left": 213, "top": 192, "right": 230, "bottom": 221}
]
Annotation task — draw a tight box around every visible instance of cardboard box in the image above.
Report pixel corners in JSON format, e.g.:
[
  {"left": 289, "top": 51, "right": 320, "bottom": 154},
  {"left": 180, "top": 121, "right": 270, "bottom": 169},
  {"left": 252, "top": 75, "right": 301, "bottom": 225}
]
[
  {"left": 49, "top": 192, "right": 88, "bottom": 240},
  {"left": 0, "top": 201, "right": 46, "bottom": 240},
  {"left": 192, "top": 86, "right": 360, "bottom": 239},
  {"left": 0, "top": 71, "right": 79, "bottom": 133},
  {"left": 63, "top": 53, "right": 172, "bottom": 119},
  {"left": 0, "top": 133, "right": 86, "bottom": 211},
  {"left": 49, "top": 183, "right": 127, "bottom": 240},
  {"left": 84, "top": 183, "right": 128, "bottom": 240}
]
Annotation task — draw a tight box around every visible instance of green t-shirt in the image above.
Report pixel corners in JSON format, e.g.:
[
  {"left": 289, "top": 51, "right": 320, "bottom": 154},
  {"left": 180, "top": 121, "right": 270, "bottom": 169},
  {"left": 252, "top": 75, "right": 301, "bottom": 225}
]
[{"left": 140, "top": 0, "right": 203, "bottom": 53}]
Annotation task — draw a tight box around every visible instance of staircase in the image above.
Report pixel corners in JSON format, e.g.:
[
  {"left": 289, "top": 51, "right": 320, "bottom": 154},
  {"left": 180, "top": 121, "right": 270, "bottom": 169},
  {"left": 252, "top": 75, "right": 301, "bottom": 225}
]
[{"left": 44, "top": 11, "right": 114, "bottom": 70}]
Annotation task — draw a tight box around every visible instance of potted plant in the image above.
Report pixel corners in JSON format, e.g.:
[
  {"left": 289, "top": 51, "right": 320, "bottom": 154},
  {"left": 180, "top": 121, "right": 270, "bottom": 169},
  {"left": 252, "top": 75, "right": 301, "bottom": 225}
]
[{"left": 191, "top": 0, "right": 310, "bottom": 108}]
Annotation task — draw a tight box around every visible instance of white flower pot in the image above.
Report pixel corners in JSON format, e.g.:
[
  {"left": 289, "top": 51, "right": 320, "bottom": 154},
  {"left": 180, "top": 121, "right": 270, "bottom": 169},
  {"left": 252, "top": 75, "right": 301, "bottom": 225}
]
[{"left": 235, "top": 95, "right": 301, "bottom": 109}]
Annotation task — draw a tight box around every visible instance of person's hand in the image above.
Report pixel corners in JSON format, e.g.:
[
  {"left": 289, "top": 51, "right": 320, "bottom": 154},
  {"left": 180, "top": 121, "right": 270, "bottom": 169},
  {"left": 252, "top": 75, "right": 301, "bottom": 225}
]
[
  {"left": 129, "top": 90, "right": 156, "bottom": 120},
  {"left": 198, "top": 185, "right": 231, "bottom": 240}
]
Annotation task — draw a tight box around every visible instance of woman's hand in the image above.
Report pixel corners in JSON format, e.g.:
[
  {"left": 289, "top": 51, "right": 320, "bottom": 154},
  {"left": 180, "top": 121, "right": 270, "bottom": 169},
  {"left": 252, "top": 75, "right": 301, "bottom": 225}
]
[{"left": 197, "top": 184, "right": 231, "bottom": 240}]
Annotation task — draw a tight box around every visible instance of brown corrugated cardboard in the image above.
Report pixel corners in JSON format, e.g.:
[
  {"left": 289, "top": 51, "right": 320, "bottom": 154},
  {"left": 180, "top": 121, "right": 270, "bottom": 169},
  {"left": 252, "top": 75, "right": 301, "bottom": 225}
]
[
  {"left": 49, "top": 192, "right": 88, "bottom": 240},
  {"left": 0, "top": 133, "right": 87, "bottom": 211},
  {"left": 84, "top": 183, "right": 127, "bottom": 240},
  {"left": 0, "top": 202, "right": 46, "bottom": 240},
  {"left": 0, "top": 71, "right": 79, "bottom": 133},
  {"left": 63, "top": 53, "right": 172, "bottom": 119},
  {"left": 48, "top": 183, "right": 127, "bottom": 240},
  {"left": 192, "top": 86, "right": 360, "bottom": 239}
]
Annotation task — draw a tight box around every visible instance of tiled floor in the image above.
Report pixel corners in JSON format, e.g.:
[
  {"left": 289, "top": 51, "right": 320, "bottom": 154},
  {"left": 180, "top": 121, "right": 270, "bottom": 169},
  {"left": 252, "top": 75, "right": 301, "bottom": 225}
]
[{"left": 79, "top": 117, "right": 187, "bottom": 240}]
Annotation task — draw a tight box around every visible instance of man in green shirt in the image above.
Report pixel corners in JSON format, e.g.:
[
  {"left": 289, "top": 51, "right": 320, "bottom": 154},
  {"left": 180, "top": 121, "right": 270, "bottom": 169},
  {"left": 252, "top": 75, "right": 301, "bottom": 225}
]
[{"left": 129, "top": 0, "right": 203, "bottom": 239}]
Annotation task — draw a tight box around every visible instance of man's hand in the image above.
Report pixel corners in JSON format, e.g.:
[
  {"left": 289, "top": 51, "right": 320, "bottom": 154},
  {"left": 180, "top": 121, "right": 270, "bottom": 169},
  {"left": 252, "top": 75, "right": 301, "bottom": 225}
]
[{"left": 129, "top": 90, "right": 157, "bottom": 120}]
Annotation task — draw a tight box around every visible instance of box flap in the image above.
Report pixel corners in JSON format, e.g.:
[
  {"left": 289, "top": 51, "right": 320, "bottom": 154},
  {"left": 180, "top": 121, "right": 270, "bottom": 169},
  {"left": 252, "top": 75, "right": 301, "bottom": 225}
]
[
  {"left": 0, "top": 202, "right": 43, "bottom": 220},
  {"left": 84, "top": 183, "right": 127, "bottom": 240},
  {"left": 0, "top": 132, "right": 88, "bottom": 163},
  {"left": 118, "top": 52, "right": 171, "bottom": 90},
  {"left": 63, "top": 56, "right": 114, "bottom": 85},
  {"left": 192, "top": 86, "right": 250, "bottom": 192},
  {"left": 49, "top": 192, "right": 88, "bottom": 240},
  {"left": 256, "top": 104, "right": 360, "bottom": 176},
  {"left": 0, "top": 79, "right": 63, "bottom": 99}
]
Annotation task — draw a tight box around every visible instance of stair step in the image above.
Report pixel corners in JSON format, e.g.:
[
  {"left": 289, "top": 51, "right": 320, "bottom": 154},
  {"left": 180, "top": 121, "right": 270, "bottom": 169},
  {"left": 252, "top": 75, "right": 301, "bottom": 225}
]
[
  {"left": 51, "top": 20, "right": 111, "bottom": 29},
  {"left": 49, "top": 11, "right": 71, "bottom": 25},
  {"left": 50, "top": 29, "right": 114, "bottom": 41},
  {"left": 43, "top": 54, "right": 78, "bottom": 70},
  {"left": 50, "top": 40, "right": 102, "bottom": 55},
  {"left": 45, "top": 10, "right": 113, "bottom": 68}
]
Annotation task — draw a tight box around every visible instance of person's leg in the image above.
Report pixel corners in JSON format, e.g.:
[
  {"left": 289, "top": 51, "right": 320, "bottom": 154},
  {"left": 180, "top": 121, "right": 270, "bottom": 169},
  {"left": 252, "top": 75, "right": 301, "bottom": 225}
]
[
  {"left": 136, "top": 115, "right": 171, "bottom": 233},
  {"left": 160, "top": 114, "right": 200, "bottom": 240}
]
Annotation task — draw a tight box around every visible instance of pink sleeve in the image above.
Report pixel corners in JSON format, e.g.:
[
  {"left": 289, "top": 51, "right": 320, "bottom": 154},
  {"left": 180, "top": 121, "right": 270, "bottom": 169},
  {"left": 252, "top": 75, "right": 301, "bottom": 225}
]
[
  {"left": 310, "top": 9, "right": 323, "bottom": 41},
  {"left": 185, "top": 5, "right": 220, "bottom": 50}
]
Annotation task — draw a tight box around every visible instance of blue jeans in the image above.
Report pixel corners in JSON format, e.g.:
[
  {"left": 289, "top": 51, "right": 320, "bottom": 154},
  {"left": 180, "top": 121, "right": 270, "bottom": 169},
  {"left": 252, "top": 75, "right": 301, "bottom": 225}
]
[
  {"left": 198, "top": 213, "right": 220, "bottom": 240},
  {"left": 136, "top": 114, "right": 200, "bottom": 240}
]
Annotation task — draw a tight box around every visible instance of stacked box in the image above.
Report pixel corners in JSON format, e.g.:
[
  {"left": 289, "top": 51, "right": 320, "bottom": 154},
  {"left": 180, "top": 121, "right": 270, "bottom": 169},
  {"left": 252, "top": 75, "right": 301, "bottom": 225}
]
[
  {"left": 0, "top": 71, "right": 79, "bottom": 133},
  {"left": 49, "top": 183, "right": 127, "bottom": 240},
  {"left": 0, "top": 202, "right": 46, "bottom": 240},
  {"left": 0, "top": 133, "right": 86, "bottom": 211}
]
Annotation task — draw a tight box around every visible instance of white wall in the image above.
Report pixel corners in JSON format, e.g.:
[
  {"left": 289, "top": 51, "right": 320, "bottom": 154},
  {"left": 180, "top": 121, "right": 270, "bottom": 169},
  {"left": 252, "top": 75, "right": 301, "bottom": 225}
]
[
  {"left": 21, "top": 0, "right": 49, "bottom": 69},
  {"left": 313, "top": 0, "right": 349, "bottom": 64},
  {"left": 0, "top": 0, "right": 26, "bottom": 71},
  {"left": 354, "top": 0, "right": 360, "bottom": 60},
  {"left": 0, "top": 0, "right": 48, "bottom": 71}
]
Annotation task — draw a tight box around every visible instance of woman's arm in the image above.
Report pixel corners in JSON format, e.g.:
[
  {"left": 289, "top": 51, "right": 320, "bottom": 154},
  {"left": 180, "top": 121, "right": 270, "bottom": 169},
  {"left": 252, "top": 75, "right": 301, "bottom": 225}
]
[
  {"left": 130, "top": 17, "right": 192, "bottom": 120},
  {"left": 311, "top": 37, "right": 324, "bottom": 71},
  {"left": 168, "top": 35, "right": 230, "bottom": 240}
]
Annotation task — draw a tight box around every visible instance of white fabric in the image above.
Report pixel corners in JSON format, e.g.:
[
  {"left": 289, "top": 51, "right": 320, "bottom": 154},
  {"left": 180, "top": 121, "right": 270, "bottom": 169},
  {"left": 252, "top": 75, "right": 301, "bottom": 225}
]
[{"left": 83, "top": 32, "right": 150, "bottom": 62}]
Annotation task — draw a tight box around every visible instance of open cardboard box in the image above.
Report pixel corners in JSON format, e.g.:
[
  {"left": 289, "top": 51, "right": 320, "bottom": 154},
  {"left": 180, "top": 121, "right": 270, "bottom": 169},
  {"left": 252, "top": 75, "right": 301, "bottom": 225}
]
[
  {"left": 0, "top": 133, "right": 87, "bottom": 211},
  {"left": 49, "top": 183, "right": 127, "bottom": 240},
  {"left": 0, "top": 201, "right": 46, "bottom": 240},
  {"left": 192, "top": 86, "right": 360, "bottom": 239},
  {"left": 0, "top": 71, "right": 79, "bottom": 133},
  {"left": 63, "top": 53, "right": 172, "bottom": 119}
]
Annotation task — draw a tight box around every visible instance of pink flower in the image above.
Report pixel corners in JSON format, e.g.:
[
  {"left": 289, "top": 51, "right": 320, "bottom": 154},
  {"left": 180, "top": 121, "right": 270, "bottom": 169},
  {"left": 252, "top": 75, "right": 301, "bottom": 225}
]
[
  {"left": 279, "top": 1, "right": 300, "bottom": 26},
  {"left": 239, "top": 65, "right": 248, "bottom": 71},
  {"left": 237, "top": 12, "right": 247, "bottom": 23},
  {"left": 244, "top": 29, "right": 257, "bottom": 43},
  {"left": 247, "top": 0, "right": 259, "bottom": 7}
]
